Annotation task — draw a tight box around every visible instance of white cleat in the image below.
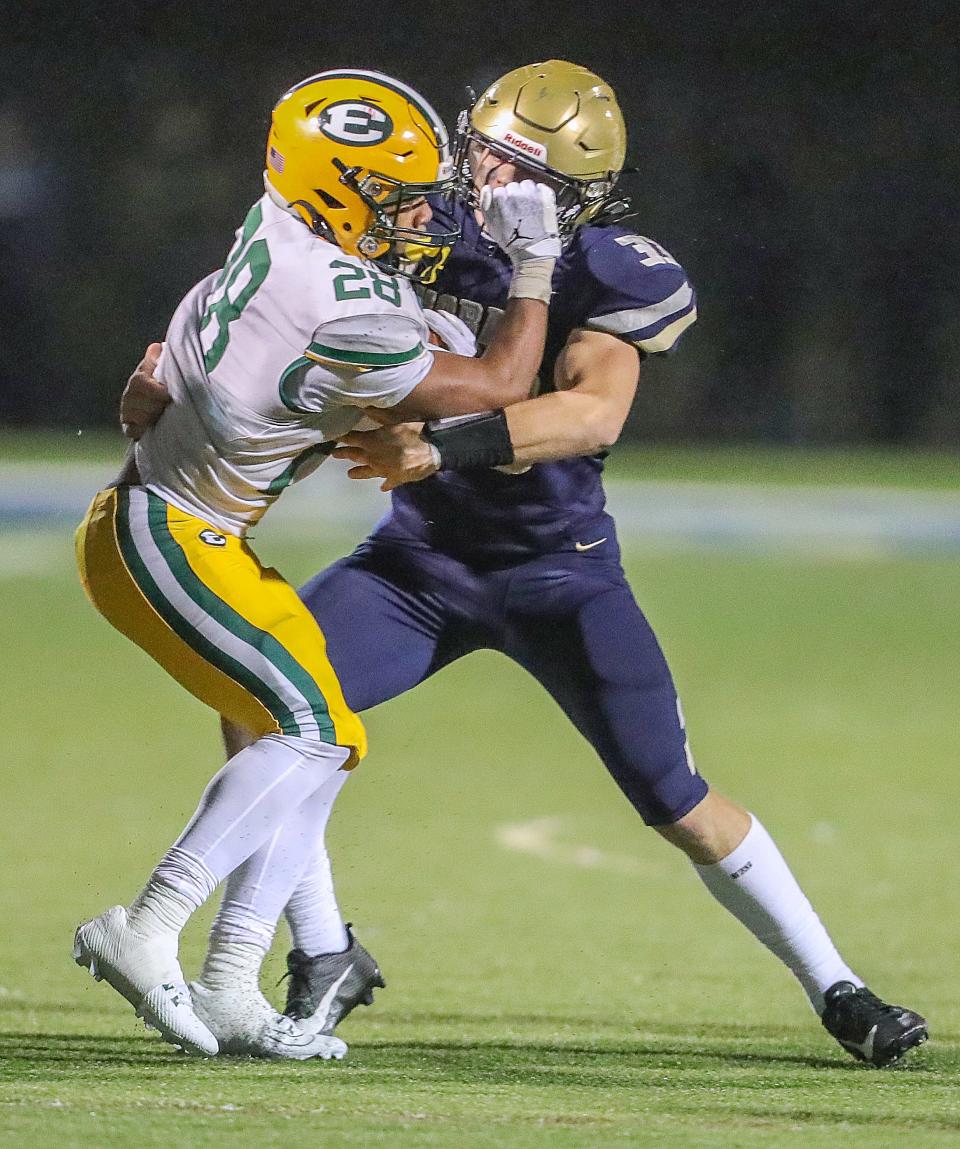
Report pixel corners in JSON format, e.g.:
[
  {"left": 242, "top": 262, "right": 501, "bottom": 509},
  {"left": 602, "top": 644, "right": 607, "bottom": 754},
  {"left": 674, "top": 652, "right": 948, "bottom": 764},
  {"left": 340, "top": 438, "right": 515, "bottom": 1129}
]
[
  {"left": 189, "top": 981, "right": 348, "bottom": 1061},
  {"left": 73, "top": 905, "right": 219, "bottom": 1057}
]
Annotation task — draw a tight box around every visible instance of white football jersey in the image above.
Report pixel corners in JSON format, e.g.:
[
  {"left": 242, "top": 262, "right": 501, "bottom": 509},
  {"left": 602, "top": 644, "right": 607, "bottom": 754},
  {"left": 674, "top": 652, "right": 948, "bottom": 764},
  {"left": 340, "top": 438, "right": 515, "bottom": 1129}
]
[{"left": 136, "top": 192, "right": 433, "bottom": 534}]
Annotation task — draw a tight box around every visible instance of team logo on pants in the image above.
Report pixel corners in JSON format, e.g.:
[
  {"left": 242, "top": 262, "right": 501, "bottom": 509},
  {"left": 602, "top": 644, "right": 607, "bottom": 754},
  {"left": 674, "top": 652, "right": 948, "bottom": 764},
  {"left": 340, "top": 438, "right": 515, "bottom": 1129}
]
[{"left": 199, "top": 529, "right": 227, "bottom": 547}]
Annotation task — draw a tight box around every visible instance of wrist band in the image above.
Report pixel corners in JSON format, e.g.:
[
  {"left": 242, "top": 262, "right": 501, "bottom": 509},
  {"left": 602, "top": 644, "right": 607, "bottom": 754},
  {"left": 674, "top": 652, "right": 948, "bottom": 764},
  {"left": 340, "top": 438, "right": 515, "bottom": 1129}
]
[
  {"left": 507, "top": 258, "right": 556, "bottom": 303},
  {"left": 421, "top": 409, "right": 515, "bottom": 469}
]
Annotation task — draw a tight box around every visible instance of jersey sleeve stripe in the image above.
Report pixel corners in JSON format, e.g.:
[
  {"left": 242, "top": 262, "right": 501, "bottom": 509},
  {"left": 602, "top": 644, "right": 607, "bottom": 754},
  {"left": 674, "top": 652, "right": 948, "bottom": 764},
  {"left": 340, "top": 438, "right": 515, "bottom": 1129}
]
[
  {"left": 585, "top": 281, "right": 694, "bottom": 339},
  {"left": 615, "top": 294, "right": 697, "bottom": 343},
  {"left": 633, "top": 306, "right": 698, "bottom": 353},
  {"left": 279, "top": 356, "right": 316, "bottom": 413},
  {"left": 305, "top": 341, "right": 425, "bottom": 368}
]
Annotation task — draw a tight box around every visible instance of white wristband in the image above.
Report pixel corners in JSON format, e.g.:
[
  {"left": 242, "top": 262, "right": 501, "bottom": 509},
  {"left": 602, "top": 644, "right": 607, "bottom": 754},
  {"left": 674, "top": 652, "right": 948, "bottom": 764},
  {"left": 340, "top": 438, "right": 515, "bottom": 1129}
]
[{"left": 507, "top": 258, "right": 556, "bottom": 304}]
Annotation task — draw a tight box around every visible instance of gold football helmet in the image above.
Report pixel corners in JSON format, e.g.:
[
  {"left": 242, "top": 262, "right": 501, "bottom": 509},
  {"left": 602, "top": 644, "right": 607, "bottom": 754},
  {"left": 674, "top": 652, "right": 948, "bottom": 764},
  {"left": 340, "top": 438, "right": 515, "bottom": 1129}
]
[
  {"left": 455, "top": 60, "right": 628, "bottom": 234},
  {"left": 266, "top": 69, "right": 458, "bottom": 275}
]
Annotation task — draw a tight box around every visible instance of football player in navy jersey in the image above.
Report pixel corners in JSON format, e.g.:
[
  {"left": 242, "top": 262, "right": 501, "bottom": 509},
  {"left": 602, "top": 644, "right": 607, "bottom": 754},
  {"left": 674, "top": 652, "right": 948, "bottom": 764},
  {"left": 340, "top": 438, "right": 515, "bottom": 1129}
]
[{"left": 121, "top": 61, "right": 926, "bottom": 1067}]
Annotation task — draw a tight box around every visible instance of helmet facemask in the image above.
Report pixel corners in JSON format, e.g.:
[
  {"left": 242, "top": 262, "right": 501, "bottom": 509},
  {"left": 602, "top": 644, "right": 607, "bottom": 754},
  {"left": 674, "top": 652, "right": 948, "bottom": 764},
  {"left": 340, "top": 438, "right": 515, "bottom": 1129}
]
[
  {"left": 452, "top": 61, "right": 632, "bottom": 238},
  {"left": 335, "top": 162, "right": 460, "bottom": 281},
  {"left": 453, "top": 113, "right": 625, "bottom": 237}
]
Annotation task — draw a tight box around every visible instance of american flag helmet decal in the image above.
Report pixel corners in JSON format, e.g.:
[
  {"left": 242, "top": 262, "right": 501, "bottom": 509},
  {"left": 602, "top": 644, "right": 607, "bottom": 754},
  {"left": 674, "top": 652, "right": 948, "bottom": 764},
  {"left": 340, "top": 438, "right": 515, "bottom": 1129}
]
[{"left": 268, "top": 145, "right": 285, "bottom": 173}]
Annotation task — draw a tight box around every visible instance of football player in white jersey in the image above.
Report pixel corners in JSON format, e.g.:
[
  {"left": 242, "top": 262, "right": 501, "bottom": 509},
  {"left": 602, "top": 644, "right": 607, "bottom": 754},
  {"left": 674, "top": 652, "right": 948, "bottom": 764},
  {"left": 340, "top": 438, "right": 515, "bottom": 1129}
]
[
  {"left": 125, "top": 61, "right": 927, "bottom": 1070},
  {"left": 73, "top": 69, "right": 561, "bottom": 1060}
]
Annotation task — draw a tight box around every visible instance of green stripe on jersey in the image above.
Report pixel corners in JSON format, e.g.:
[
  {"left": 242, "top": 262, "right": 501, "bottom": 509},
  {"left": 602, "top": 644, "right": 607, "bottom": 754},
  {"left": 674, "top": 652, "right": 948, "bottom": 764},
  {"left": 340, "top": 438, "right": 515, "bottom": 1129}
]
[
  {"left": 279, "top": 356, "right": 316, "bottom": 413},
  {"left": 266, "top": 442, "right": 336, "bottom": 496},
  {"left": 279, "top": 342, "right": 425, "bottom": 412},
  {"left": 306, "top": 341, "right": 425, "bottom": 367}
]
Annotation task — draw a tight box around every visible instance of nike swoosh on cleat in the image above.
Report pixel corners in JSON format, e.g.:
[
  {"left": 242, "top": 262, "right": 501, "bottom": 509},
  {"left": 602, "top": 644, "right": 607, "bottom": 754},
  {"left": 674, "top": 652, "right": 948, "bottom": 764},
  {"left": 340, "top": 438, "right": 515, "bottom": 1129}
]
[
  {"left": 300, "top": 964, "right": 353, "bottom": 1035},
  {"left": 842, "top": 1023, "right": 878, "bottom": 1063},
  {"left": 574, "top": 538, "right": 607, "bottom": 552}
]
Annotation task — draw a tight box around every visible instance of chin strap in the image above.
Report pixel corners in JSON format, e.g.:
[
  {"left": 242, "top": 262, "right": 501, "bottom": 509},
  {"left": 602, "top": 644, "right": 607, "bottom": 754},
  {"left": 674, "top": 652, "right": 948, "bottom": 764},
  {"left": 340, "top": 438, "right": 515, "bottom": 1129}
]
[
  {"left": 288, "top": 199, "right": 338, "bottom": 242},
  {"left": 263, "top": 172, "right": 337, "bottom": 242},
  {"left": 590, "top": 197, "right": 636, "bottom": 227}
]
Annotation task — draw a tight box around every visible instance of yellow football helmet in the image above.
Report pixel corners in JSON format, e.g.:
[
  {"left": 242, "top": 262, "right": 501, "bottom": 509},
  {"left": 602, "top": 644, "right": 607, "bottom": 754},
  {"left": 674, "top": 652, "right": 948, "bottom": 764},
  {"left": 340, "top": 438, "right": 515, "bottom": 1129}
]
[
  {"left": 266, "top": 69, "right": 458, "bottom": 275},
  {"left": 455, "top": 60, "right": 629, "bottom": 234}
]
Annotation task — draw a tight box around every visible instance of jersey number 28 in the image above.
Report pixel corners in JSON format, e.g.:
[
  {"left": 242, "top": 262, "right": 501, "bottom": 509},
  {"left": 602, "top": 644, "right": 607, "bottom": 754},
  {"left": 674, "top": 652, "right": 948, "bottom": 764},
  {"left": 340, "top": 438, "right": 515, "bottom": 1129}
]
[{"left": 201, "top": 204, "right": 272, "bottom": 372}]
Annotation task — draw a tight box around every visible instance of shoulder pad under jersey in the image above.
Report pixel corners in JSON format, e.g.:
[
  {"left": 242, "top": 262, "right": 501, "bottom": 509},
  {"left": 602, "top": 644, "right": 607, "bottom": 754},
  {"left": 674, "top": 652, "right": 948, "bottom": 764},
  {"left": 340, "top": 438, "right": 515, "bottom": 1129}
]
[
  {"left": 580, "top": 227, "right": 697, "bottom": 355},
  {"left": 307, "top": 310, "right": 428, "bottom": 371}
]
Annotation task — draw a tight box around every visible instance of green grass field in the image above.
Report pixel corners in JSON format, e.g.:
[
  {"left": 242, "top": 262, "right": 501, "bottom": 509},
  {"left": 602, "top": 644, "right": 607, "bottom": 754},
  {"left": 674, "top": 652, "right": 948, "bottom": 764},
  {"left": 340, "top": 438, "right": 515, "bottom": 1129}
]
[
  {"left": 2, "top": 447, "right": 960, "bottom": 1146},
  {"left": 4, "top": 428, "right": 960, "bottom": 488}
]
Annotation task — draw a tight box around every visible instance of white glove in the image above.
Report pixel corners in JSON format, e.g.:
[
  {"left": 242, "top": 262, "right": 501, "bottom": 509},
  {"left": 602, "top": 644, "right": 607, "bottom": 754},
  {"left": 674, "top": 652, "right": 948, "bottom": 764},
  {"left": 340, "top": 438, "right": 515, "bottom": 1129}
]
[{"left": 480, "top": 180, "right": 561, "bottom": 266}]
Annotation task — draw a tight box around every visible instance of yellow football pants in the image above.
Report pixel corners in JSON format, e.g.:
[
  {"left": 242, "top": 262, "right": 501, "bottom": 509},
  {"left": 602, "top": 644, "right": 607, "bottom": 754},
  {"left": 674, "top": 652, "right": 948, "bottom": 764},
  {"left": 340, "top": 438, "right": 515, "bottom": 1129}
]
[{"left": 75, "top": 485, "right": 366, "bottom": 762}]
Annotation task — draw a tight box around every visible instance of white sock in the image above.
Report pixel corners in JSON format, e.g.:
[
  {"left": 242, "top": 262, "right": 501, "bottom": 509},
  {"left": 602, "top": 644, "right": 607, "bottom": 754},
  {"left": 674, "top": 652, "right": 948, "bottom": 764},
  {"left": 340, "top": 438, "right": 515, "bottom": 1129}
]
[
  {"left": 172, "top": 733, "right": 349, "bottom": 885},
  {"left": 126, "top": 869, "right": 201, "bottom": 940},
  {"left": 126, "top": 735, "right": 348, "bottom": 946},
  {"left": 284, "top": 770, "right": 351, "bottom": 956},
  {"left": 693, "top": 815, "right": 863, "bottom": 1013},
  {"left": 207, "top": 769, "right": 351, "bottom": 955},
  {"left": 198, "top": 939, "right": 265, "bottom": 992}
]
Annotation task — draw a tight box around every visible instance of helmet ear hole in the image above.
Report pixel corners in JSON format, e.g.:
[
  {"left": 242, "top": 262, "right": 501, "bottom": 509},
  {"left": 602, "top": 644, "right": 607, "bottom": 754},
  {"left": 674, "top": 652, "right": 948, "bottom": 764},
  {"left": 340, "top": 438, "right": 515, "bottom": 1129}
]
[{"left": 315, "top": 188, "right": 345, "bottom": 210}]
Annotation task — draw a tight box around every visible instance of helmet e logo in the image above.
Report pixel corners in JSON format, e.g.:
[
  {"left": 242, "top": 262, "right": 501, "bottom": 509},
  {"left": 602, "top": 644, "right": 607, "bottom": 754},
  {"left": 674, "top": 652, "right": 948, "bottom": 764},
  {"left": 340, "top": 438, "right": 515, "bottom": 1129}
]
[{"left": 318, "top": 102, "right": 394, "bottom": 146}]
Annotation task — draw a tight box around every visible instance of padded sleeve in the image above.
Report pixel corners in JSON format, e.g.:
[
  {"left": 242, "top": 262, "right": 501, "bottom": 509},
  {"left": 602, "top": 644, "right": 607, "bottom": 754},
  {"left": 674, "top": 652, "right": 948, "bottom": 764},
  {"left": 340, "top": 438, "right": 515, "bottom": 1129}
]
[{"left": 583, "top": 232, "right": 697, "bottom": 355}]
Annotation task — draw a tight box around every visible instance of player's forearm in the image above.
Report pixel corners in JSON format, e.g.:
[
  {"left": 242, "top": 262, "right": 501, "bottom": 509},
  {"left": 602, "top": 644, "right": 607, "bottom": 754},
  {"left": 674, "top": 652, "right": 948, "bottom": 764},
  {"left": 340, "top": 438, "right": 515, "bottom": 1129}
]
[
  {"left": 386, "top": 294, "right": 551, "bottom": 422},
  {"left": 416, "top": 331, "right": 638, "bottom": 473},
  {"left": 474, "top": 296, "right": 548, "bottom": 403},
  {"left": 434, "top": 178, "right": 556, "bottom": 410},
  {"left": 504, "top": 390, "right": 626, "bottom": 464},
  {"left": 347, "top": 387, "right": 625, "bottom": 485}
]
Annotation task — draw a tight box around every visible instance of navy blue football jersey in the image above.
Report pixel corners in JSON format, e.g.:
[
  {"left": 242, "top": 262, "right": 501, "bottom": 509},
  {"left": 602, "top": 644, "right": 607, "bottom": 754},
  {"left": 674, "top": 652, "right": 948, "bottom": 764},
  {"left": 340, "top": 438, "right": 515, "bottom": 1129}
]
[{"left": 375, "top": 195, "right": 697, "bottom": 562}]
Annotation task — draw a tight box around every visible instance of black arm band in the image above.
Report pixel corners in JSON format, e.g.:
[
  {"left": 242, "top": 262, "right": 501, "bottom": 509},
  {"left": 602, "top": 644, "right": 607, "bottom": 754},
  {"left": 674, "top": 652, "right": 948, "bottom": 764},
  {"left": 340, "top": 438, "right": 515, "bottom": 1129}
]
[{"left": 421, "top": 409, "right": 515, "bottom": 470}]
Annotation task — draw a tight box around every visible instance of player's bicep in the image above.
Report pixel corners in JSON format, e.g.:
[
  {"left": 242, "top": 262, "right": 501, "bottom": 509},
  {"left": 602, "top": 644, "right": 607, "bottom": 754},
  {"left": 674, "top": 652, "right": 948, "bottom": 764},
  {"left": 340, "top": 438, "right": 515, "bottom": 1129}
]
[
  {"left": 555, "top": 328, "right": 640, "bottom": 400},
  {"left": 548, "top": 329, "right": 640, "bottom": 445}
]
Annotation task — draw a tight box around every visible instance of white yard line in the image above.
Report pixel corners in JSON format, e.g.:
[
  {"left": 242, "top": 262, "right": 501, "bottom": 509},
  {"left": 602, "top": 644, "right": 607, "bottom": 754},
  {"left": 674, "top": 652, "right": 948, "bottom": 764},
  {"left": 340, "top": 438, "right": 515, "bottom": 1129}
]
[
  {"left": 3, "top": 462, "right": 960, "bottom": 555},
  {"left": 0, "top": 531, "right": 68, "bottom": 579},
  {"left": 495, "top": 815, "right": 840, "bottom": 875},
  {"left": 495, "top": 816, "right": 654, "bottom": 876}
]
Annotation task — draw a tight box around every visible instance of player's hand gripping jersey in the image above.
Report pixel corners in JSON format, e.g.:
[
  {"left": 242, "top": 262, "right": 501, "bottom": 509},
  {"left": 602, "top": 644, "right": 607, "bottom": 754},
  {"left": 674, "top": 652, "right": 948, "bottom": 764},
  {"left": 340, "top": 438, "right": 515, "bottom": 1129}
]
[
  {"left": 137, "top": 193, "right": 435, "bottom": 536},
  {"left": 381, "top": 195, "right": 697, "bottom": 561}
]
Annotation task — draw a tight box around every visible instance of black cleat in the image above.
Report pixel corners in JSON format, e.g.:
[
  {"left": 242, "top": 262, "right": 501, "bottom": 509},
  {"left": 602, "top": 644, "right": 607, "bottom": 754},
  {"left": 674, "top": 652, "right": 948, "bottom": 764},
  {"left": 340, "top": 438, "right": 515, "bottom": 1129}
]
[
  {"left": 282, "top": 925, "right": 385, "bottom": 1035},
  {"left": 821, "top": 981, "right": 928, "bottom": 1068}
]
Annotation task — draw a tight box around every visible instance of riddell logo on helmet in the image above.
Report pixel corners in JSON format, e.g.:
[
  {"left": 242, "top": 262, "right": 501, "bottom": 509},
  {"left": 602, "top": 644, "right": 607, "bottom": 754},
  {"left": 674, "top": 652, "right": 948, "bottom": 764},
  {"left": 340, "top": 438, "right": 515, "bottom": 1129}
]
[{"left": 502, "top": 131, "right": 547, "bottom": 163}]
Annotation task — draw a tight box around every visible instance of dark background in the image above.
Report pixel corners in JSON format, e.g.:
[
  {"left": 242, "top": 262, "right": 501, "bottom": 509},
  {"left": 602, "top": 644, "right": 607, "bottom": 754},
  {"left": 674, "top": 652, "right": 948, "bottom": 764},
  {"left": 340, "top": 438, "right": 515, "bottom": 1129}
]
[{"left": 3, "top": 1, "right": 958, "bottom": 444}]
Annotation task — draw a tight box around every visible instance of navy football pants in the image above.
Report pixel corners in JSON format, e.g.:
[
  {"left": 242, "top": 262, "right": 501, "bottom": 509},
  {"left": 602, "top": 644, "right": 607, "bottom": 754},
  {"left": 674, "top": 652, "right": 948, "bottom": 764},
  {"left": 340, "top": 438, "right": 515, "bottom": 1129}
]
[{"left": 299, "top": 539, "right": 709, "bottom": 825}]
